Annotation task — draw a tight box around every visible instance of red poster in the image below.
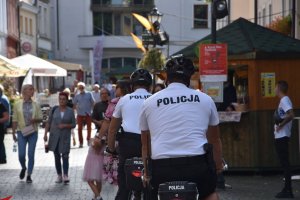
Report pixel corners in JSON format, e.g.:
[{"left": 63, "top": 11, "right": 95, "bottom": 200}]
[{"left": 199, "top": 44, "right": 228, "bottom": 82}]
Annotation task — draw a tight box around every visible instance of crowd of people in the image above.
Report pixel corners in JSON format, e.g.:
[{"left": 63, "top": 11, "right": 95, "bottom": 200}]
[{"left": 0, "top": 54, "right": 295, "bottom": 200}]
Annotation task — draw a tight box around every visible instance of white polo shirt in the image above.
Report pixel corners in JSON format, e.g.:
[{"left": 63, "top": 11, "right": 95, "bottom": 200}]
[
  {"left": 274, "top": 96, "right": 293, "bottom": 139},
  {"left": 113, "top": 88, "right": 151, "bottom": 134},
  {"left": 140, "top": 83, "right": 219, "bottom": 160}
]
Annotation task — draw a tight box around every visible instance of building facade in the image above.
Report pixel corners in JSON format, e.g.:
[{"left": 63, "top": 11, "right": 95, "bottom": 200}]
[
  {"left": 19, "top": 0, "right": 39, "bottom": 56},
  {"left": 6, "top": 0, "right": 19, "bottom": 58},
  {"left": 0, "top": 1, "right": 8, "bottom": 56},
  {"left": 155, "top": 0, "right": 211, "bottom": 56},
  {"left": 257, "top": 0, "right": 299, "bottom": 38},
  {"left": 217, "top": 0, "right": 255, "bottom": 29},
  {"left": 52, "top": 0, "right": 213, "bottom": 84},
  {"left": 218, "top": 0, "right": 299, "bottom": 39},
  {"left": 37, "top": 0, "right": 53, "bottom": 59}
]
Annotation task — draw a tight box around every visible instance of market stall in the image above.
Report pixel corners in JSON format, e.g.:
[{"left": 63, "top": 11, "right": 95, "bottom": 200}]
[
  {"left": 175, "top": 18, "right": 300, "bottom": 171},
  {"left": 12, "top": 54, "right": 67, "bottom": 93}
]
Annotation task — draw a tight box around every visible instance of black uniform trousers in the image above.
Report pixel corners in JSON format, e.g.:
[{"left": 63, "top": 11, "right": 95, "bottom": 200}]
[
  {"left": 151, "top": 155, "right": 217, "bottom": 200},
  {"left": 115, "top": 133, "right": 142, "bottom": 200},
  {"left": 275, "top": 136, "right": 292, "bottom": 190}
]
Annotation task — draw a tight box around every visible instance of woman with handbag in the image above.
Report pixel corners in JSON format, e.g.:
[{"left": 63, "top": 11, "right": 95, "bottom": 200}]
[
  {"left": 44, "top": 92, "right": 76, "bottom": 184},
  {"left": 12, "top": 84, "right": 43, "bottom": 183}
]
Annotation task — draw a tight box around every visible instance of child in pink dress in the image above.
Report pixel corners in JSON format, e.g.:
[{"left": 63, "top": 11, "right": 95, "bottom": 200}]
[
  {"left": 82, "top": 136, "right": 104, "bottom": 200},
  {"left": 101, "top": 97, "right": 120, "bottom": 185},
  {"left": 99, "top": 80, "right": 132, "bottom": 185}
]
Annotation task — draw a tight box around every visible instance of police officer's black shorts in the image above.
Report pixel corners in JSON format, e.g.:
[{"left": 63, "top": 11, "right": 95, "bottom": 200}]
[{"left": 150, "top": 155, "right": 217, "bottom": 200}]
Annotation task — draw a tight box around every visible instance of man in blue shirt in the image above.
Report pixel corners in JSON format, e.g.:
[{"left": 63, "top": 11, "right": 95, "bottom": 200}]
[{"left": 73, "top": 82, "right": 95, "bottom": 148}]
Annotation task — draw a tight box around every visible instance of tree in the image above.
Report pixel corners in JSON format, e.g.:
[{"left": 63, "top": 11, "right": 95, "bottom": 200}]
[
  {"left": 267, "top": 15, "right": 292, "bottom": 36},
  {"left": 138, "top": 48, "right": 166, "bottom": 72}
]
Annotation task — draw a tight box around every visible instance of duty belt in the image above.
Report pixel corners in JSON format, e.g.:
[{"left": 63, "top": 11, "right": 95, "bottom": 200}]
[
  {"left": 152, "top": 155, "right": 206, "bottom": 166},
  {"left": 120, "top": 132, "right": 141, "bottom": 140}
]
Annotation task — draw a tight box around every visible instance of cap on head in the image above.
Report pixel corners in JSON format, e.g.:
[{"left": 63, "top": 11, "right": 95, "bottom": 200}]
[
  {"left": 130, "top": 68, "right": 152, "bottom": 86},
  {"left": 164, "top": 54, "right": 195, "bottom": 78},
  {"left": 94, "top": 84, "right": 100, "bottom": 88}
]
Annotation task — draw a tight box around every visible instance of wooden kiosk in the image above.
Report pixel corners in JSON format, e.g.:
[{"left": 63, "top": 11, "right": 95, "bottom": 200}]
[{"left": 176, "top": 18, "right": 300, "bottom": 171}]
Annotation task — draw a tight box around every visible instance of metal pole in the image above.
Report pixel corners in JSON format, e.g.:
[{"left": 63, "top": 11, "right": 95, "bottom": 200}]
[
  {"left": 292, "top": 0, "right": 296, "bottom": 38},
  {"left": 254, "top": 0, "right": 258, "bottom": 24},
  {"left": 211, "top": 0, "right": 217, "bottom": 44},
  {"left": 227, "top": 0, "right": 231, "bottom": 25}
]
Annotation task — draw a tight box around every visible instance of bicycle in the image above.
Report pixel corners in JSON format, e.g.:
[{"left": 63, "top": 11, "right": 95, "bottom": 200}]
[{"left": 125, "top": 157, "right": 199, "bottom": 200}]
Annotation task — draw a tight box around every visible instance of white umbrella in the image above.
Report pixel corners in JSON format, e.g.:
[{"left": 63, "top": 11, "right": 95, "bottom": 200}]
[{"left": 11, "top": 54, "right": 67, "bottom": 77}]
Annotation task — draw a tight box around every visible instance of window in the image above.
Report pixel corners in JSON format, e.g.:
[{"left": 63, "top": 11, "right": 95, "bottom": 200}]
[
  {"left": 44, "top": 8, "right": 47, "bottom": 35},
  {"left": 262, "top": 8, "right": 266, "bottom": 26},
  {"left": 269, "top": 4, "right": 272, "bottom": 24},
  {"left": 29, "top": 18, "right": 33, "bottom": 35},
  {"left": 93, "top": 12, "right": 146, "bottom": 36},
  {"left": 25, "top": 17, "right": 28, "bottom": 34},
  {"left": 194, "top": 4, "right": 208, "bottom": 29},
  {"left": 102, "top": 59, "right": 108, "bottom": 69},
  {"left": 92, "top": 0, "right": 111, "bottom": 5},
  {"left": 93, "top": 12, "right": 113, "bottom": 35},
  {"left": 133, "top": 17, "right": 143, "bottom": 35},
  {"left": 123, "top": 14, "right": 132, "bottom": 35},
  {"left": 124, "top": 58, "right": 136, "bottom": 67},
  {"left": 20, "top": 16, "right": 23, "bottom": 33},
  {"left": 110, "top": 57, "right": 122, "bottom": 68},
  {"left": 282, "top": 0, "right": 286, "bottom": 16}
]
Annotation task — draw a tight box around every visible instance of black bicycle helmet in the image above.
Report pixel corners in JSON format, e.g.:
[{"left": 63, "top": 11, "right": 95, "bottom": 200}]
[
  {"left": 164, "top": 54, "right": 195, "bottom": 78},
  {"left": 130, "top": 68, "right": 152, "bottom": 86}
]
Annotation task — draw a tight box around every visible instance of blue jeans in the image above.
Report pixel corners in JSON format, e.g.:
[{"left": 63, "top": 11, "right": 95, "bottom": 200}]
[
  {"left": 17, "top": 131, "right": 38, "bottom": 175},
  {"left": 54, "top": 145, "right": 69, "bottom": 176}
]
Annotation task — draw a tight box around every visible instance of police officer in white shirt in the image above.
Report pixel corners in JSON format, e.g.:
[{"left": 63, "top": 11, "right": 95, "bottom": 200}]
[
  {"left": 273, "top": 80, "right": 294, "bottom": 199},
  {"left": 107, "top": 69, "right": 152, "bottom": 200},
  {"left": 140, "top": 54, "right": 223, "bottom": 200}
]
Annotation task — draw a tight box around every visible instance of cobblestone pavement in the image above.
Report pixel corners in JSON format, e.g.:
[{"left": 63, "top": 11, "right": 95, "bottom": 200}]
[{"left": 1, "top": 128, "right": 300, "bottom": 200}]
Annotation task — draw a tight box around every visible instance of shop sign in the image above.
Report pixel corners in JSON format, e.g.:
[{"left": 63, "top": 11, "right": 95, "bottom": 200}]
[
  {"left": 219, "top": 111, "right": 242, "bottom": 123},
  {"left": 199, "top": 43, "right": 228, "bottom": 82},
  {"left": 22, "top": 42, "right": 32, "bottom": 53},
  {"left": 261, "top": 72, "right": 276, "bottom": 97},
  {"left": 202, "top": 82, "right": 223, "bottom": 102}
]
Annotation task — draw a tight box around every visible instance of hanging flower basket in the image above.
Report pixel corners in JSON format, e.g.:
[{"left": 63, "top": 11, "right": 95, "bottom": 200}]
[{"left": 138, "top": 48, "right": 166, "bottom": 74}]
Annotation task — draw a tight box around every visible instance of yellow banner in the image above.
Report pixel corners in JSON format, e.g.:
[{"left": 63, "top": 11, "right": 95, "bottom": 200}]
[{"left": 261, "top": 73, "right": 276, "bottom": 97}]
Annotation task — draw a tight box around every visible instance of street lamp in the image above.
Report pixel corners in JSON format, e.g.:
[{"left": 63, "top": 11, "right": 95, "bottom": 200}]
[
  {"left": 213, "top": 0, "right": 229, "bottom": 19},
  {"left": 211, "top": 0, "right": 229, "bottom": 43},
  {"left": 148, "top": 7, "right": 163, "bottom": 34}
]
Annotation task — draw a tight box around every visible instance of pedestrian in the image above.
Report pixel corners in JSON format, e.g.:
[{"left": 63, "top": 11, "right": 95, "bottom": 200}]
[
  {"left": 92, "top": 84, "right": 101, "bottom": 103},
  {"left": 82, "top": 135, "right": 105, "bottom": 200},
  {"left": 152, "top": 83, "right": 165, "bottom": 94},
  {"left": 0, "top": 84, "right": 10, "bottom": 164},
  {"left": 99, "top": 80, "right": 131, "bottom": 185},
  {"left": 274, "top": 80, "right": 295, "bottom": 198},
  {"left": 0, "top": 98, "right": 9, "bottom": 164},
  {"left": 92, "top": 88, "right": 110, "bottom": 132},
  {"left": 63, "top": 88, "right": 76, "bottom": 146},
  {"left": 139, "top": 55, "right": 223, "bottom": 200},
  {"left": 107, "top": 69, "right": 152, "bottom": 200},
  {"left": 44, "top": 92, "right": 76, "bottom": 184},
  {"left": 70, "top": 79, "right": 79, "bottom": 98},
  {"left": 73, "top": 82, "right": 95, "bottom": 147},
  {"left": 12, "top": 84, "right": 43, "bottom": 183}
]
